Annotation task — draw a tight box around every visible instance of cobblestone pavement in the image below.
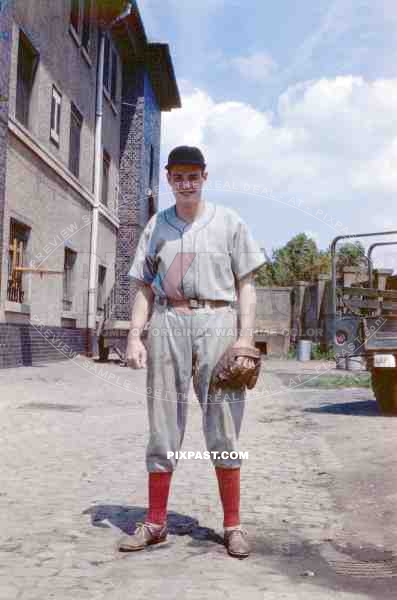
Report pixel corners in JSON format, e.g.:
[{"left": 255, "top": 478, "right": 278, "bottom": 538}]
[{"left": 1, "top": 356, "right": 397, "bottom": 599}]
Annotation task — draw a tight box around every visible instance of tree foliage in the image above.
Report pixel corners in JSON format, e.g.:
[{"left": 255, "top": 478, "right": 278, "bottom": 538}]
[
  {"left": 255, "top": 234, "right": 367, "bottom": 287},
  {"left": 255, "top": 233, "right": 331, "bottom": 286},
  {"left": 335, "top": 241, "right": 367, "bottom": 273}
]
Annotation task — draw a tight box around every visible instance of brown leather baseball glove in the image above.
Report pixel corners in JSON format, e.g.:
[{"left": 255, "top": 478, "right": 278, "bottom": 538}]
[{"left": 209, "top": 344, "right": 261, "bottom": 392}]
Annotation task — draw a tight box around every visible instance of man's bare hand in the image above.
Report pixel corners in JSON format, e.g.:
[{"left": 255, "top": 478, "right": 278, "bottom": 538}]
[
  {"left": 231, "top": 338, "right": 256, "bottom": 371},
  {"left": 126, "top": 336, "right": 147, "bottom": 369}
]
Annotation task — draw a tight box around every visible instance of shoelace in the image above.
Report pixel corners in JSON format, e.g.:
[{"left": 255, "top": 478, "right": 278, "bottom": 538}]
[
  {"left": 134, "top": 521, "right": 164, "bottom": 538},
  {"left": 225, "top": 528, "right": 248, "bottom": 540}
]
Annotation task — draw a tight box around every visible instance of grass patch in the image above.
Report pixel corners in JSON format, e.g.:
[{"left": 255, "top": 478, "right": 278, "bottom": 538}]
[
  {"left": 311, "top": 344, "right": 336, "bottom": 361},
  {"left": 287, "top": 344, "right": 336, "bottom": 361},
  {"left": 303, "top": 372, "right": 371, "bottom": 389},
  {"left": 287, "top": 347, "right": 297, "bottom": 359}
]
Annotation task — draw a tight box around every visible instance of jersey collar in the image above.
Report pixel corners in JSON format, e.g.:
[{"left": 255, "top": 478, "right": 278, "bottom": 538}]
[{"left": 165, "top": 201, "right": 216, "bottom": 233}]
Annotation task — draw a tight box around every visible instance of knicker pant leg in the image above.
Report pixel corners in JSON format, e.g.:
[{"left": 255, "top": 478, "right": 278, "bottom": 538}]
[
  {"left": 146, "top": 306, "right": 193, "bottom": 472},
  {"left": 192, "top": 306, "right": 245, "bottom": 469}
]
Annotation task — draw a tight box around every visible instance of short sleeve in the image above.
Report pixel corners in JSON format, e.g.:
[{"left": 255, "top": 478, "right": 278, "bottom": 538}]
[
  {"left": 128, "top": 217, "right": 156, "bottom": 284},
  {"left": 230, "top": 217, "right": 267, "bottom": 280}
]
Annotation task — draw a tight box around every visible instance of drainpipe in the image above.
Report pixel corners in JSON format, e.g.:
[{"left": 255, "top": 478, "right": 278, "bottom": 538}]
[{"left": 87, "top": 1, "right": 133, "bottom": 353}]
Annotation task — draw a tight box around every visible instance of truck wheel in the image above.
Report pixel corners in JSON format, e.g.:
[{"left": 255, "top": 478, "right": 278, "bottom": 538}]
[
  {"left": 98, "top": 336, "right": 110, "bottom": 362},
  {"left": 371, "top": 367, "right": 397, "bottom": 415}
]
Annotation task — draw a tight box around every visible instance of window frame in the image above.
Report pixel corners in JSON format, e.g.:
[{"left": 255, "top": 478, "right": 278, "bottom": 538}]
[
  {"left": 110, "top": 49, "right": 118, "bottom": 103},
  {"left": 68, "top": 102, "right": 83, "bottom": 178},
  {"left": 69, "top": 0, "right": 81, "bottom": 35},
  {"left": 81, "top": 0, "right": 92, "bottom": 52},
  {"left": 63, "top": 247, "right": 77, "bottom": 312},
  {"left": 69, "top": 0, "right": 92, "bottom": 66},
  {"left": 97, "top": 264, "right": 107, "bottom": 314},
  {"left": 50, "top": 85, "right": 62, "bottom": 146},
  {"left": 103, "top": 34, "right": 119, "bottom": 107},
  {"left": 103, "top": 35, "right": 110, "bottom": 92},
  {"left": 15, "top": 30, "right": 39, "bottom": 129},
  {"left": 101, "top": 149, "right": 111, "bottom": 207},
  {"left": 7, "top": 219, "right": 31, "bottom": 305}
]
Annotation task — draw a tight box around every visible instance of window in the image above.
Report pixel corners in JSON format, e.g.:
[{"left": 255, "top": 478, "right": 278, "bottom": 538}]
[
  {"left": 69, "top": 103, "right": 82, "bottom": 177},
  {"left": 7, "top": 220, "right": 30, "bottom": 304},
  {"left": 63, "top": 248, "right": 77, "bottom": 311},
  {"left": 101, "top": 150, "right": 110, "bottom": 206},
  {"left": 103, "top": 36, "right": 110, "bottom": 90},
  {"left": 148, "top": 145, "right": 156, "bottom": 219},
  {"left": 148, "top": 194, "right": 155, "bottom": 220},
  {"left": 16, "top": 31, "right": 38, "bottom": 128},
  {"left": 110, "top": 50, "right": 118, "bottom": 102},
  {"left": 97, "top": 265, "right": 106, "bottom": 313},
  {"left": 70, "top": 0, "right": 91, "bottom": 57},
  {"left": 50, "top": 86, "right": 61, "bottom": 145},
  {"left": 103, "top": 36, "right": 118, "bottom": 104},
  {"left": 81, "top": 0, "right": 91, "bottom": 51},
  {"left": 70, "top": 0, "right": 80, "bottom": 33},
  {"left": 149, "top": 145, "right": 155, "bottom": 186}
]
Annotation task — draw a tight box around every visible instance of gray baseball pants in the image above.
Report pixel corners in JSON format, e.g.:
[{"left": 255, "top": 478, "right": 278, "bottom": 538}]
[{"left": 145, "top": 302, "right": 246, "bottom": 472}]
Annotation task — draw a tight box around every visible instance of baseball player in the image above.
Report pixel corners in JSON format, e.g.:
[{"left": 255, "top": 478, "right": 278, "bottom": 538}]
[{"left": 118, "top": 146, "right": 266, "bottom": 558}]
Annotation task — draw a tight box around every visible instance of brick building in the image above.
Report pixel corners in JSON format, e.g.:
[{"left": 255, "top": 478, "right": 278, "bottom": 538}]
[{"left": 0, "top": 0, "right": 180, "bottom": 367}]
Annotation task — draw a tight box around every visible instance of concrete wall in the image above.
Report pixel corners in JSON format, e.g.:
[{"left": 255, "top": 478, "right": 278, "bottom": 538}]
[
  {"left": 0, "top": 0, "right": 132, "bottom": 365},
  {"left": 291, "top": 275, "right": 330, "bottom": 344},
  {"left": 0, "top": 1, "right": 178, "bottom": 367},
  {"left": 253, "top": 287, "right": 293, "bottom": 356},
  {"left": 1, "top": 0, "right": 122, "bottom": 332},
  {"left": 0, "top": 322, "right": 87, "bottom": 368},
  {"left": 3, "top": 133, "right": 93, "bottom": 327},
  {"left": 0, "top": 0, "right": 14, "bottom": 321}
]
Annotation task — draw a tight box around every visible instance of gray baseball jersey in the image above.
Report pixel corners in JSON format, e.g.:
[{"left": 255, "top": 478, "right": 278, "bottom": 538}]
[{"left": 128, "top": 201, "right": 266, "bottom": 301}]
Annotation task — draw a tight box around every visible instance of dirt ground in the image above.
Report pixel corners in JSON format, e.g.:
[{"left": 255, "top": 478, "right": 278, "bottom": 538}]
[{"left": 0, "top": 355, "right": 397, "bottom": 599}]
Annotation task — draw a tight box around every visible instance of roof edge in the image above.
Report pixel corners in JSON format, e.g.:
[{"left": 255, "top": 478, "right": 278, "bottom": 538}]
[{"left": 145, "top": 43, "right": 182, "bottom": 111}]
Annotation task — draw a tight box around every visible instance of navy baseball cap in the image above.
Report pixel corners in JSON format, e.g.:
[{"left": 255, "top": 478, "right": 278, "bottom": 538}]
[{"left": 165, "top": 146, "right": 206, "bottom": 171}]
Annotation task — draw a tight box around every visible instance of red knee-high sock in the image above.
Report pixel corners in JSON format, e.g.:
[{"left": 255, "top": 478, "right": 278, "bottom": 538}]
[
  {"left": 145, "top": 472, "right": 173, "bottom": 526},
  {"left": 215, "top": 467, "right": 240, "bottom": 528}
]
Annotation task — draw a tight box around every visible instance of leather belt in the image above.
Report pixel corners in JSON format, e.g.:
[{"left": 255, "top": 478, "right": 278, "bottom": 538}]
[{"left": 155, "top": 296, "right": 231, "bottom": 310}]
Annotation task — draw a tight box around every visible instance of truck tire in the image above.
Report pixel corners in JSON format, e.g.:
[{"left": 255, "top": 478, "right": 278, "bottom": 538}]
[
  {"left": 98, "top": 336, "right": 110, "bottom": 362},
  {"left": 371, "top": 367, "right": 397, "bottom": 415}
]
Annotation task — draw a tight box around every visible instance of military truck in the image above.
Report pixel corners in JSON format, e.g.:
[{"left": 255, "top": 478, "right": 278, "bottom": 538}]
[{"left": 328, "top": 230, "right": 397, "bottom": 414}]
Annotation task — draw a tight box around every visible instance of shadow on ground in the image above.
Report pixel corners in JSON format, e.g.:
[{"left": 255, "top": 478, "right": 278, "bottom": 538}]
[
  {"left": 305, "top": 400, "right": 380, "bottom": 417},
  {"left": 83, "top": 506, "right": 397, "bottom": 598},
  {"left": 83, "top": 504, "right": 224, "bottom": 545}
]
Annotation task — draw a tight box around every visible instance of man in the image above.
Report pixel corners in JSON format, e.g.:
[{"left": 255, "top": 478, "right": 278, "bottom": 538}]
[{"left": 118, "top": 146, "right": 266, "bottom": 558}]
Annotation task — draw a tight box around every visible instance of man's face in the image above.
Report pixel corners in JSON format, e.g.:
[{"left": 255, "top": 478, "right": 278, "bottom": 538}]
[{"left": 167, "top": 164, "right": 208, "bottom": 204}]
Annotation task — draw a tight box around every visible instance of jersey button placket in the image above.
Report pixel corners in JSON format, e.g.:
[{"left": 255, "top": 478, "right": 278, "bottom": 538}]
[{"left": 180, "top": 226, "right": 194, "bottom": 298}]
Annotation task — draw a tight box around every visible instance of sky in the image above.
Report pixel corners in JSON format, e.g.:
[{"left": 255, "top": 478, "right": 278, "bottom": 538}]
[{"left": 138, "top": 0, "right": 397, "bottom": 270}]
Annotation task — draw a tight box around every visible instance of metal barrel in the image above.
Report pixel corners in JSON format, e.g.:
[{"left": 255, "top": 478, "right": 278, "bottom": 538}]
[
  {"left": 346, "top": 356, "right": 366, "bottom": 371},
  {"left": 297, "top": 339, "right": 312, "bottom": 362}
]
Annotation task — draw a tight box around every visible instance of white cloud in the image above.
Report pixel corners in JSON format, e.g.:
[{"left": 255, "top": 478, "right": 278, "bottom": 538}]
[
  {"left": 230, "top": 52, "right": 277, "bottom": 82},
  {"left": 162, "top": 76, "right": 397, "bottom": 210},
  {"left": 304, "top": 231, "right": 321, "bottom": 245}
]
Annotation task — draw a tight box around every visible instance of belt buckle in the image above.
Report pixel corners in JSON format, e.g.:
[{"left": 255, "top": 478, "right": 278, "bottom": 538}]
[{"left": 188, "top": 298, "right": 201, "bottom": 309}]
